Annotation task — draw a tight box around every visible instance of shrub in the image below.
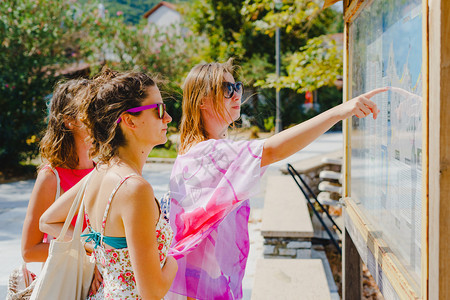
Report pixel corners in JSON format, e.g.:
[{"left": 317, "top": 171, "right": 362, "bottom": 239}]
[
  {"left": 249, "top": 126, "right": 260, "bottom": 139},
  {"left": 0, "top": 0, "right": 84, "bottom": 169},
  {"left": 263, "top": 116, "right": 275, "bottom": 132}
]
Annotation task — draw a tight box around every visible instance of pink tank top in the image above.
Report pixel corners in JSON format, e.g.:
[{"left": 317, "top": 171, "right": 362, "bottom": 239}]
[
  {"left": 42, "top": 165, "right": 94, "bottom": 242},
  {"left": 54, "top": 166, "right": 93, "bottom": 228},
  {"left": 53, "top": 166, "right": 93, "bottom": 193}
]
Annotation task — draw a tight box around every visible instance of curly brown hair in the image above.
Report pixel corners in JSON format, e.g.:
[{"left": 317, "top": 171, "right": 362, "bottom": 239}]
[
  {"left": 79, "top": 68, "right": 157, "bottom": 164},
  {"left": 39, "top": 79, "right": 90, "bottom": 169}
]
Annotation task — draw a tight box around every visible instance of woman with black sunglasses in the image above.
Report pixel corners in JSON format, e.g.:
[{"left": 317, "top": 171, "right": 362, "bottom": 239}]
[{"left": 166, "top": 59, "right": 387, "bottom": 300}]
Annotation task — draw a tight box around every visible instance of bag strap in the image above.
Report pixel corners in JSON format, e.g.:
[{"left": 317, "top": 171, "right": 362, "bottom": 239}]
[{"left": 56, "top": 171, "right": 93, "bottom": 242}]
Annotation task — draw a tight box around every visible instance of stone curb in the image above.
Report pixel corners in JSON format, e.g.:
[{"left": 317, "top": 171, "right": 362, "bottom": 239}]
[{"left": 145, "top": 157, "right": 176, "bottom": 164}]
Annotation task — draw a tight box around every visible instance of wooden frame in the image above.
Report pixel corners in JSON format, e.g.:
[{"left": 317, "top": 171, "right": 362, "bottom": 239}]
[
  {"left": 341, "top": 0, "right": 443, "bottom": 299},
  {"left": 428, "top": 1, "right": 450, "bottom": 299}
]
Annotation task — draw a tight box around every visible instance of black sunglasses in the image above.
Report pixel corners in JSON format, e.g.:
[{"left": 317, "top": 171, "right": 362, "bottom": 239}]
[{"left": 223, "top": 81, "right": 243, "bottom": 99}]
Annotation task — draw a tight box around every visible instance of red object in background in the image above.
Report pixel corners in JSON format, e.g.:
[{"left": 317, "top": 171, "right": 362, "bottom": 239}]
[{"left": 305, "top": 91, "right": 313, "bottom": 104}]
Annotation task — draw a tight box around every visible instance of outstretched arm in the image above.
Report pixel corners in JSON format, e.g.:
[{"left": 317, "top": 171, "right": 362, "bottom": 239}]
[{"left": 261, "top": 87, "right": 388, "bottom": 167}]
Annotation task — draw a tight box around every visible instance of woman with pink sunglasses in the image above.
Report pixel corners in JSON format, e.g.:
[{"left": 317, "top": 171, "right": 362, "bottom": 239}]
[{"left": 40, "top": 70, "right": 178, "bottom": 299}]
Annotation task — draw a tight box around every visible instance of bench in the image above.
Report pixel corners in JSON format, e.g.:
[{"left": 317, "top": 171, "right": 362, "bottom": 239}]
[{"left": 261, "top": 176, "right": 314, "bottom": 259}]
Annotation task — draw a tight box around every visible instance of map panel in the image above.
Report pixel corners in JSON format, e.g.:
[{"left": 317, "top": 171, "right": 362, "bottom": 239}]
[{"left": 349, "top": 0, "right": 423, "bottom": 289}]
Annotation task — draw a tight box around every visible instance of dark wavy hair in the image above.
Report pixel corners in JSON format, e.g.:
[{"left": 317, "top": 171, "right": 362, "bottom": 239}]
[
  {"left": 79, "top": 68, "right": 157, "bottom": 164},
  {"left": 39, "top": 79, "right": 90, "bottom": 169}
]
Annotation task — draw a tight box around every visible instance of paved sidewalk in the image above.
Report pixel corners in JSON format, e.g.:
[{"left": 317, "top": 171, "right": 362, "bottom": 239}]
[
  {"left": 0, "top": 163, "right": 174, "bottom": 299},
  {"left": 0, "top": 132, "right": 342, "bottom": 299}
]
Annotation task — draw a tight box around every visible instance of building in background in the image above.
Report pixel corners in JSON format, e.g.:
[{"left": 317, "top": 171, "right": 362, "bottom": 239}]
[{"left": 143, "top": 1, "right": 180, "bottom": 28}]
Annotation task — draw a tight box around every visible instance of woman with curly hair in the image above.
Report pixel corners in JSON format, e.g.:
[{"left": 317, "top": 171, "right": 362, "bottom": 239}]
[
  {"left": 21, "top": 79, "right": 94, "bottom": 264},
  {"left": 40, "top": 70, "right": 178, "bottom": 299}
]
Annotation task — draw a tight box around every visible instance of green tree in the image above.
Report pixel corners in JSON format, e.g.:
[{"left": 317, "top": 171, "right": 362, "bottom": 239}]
[
  {"left": 183, "top": 0, "right": 344, "bottom": 130},
  {"left": 257, "top": 35, "right": 343, "bottom": 93},
  {"left": 0, "top": 0, "right": 204, "bottom": 173},
  {"left": 80, "top": 8, "right": 205, "bottom": 128},
  {"left": 0, "top": 0, "right": 88, "bottom": 170},
  {"left": 181, "top": 0, "right": 246, "bottom": 60},
  {"left": 244, "top": 0, "right": 343, "bottom": 92},
  {"left": 242, "top": 0, "right": 344, "bottom": 129}
]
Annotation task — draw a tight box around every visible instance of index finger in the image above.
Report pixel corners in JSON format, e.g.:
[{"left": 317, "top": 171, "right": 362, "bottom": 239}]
[{"left": 363, "top": 87, "right": 390, "bottom": 99}]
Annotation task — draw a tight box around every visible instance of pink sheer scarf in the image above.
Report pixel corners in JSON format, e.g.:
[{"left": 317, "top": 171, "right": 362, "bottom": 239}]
[{"left": 167, "top": 139, "right": 266, "bottom": 299}]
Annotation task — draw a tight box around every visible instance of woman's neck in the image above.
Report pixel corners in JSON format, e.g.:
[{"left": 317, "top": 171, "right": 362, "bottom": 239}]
[
  {"left": 115, "top": 145, "right": 150, "bottom": 175},
  {"left": 74, "top": 139, "right": 94, "bottom": 169},
  {"left": 204, "top": 123, "right": 228, "bottom": 140}
]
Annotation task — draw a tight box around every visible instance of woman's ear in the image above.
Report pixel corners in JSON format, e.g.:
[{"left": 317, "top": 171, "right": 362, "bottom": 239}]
[
  {"left": 199, "top": 97, "right": 209, "bottom": 110},
  {"left": 63, "top": 117, "right": 74, "bottom": 129},
  {"left": 120, "top": 113, "right": 136, "bottom": 129}
]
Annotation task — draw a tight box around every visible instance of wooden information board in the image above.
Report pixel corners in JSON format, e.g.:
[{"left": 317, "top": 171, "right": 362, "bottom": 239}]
[{"left": 340, "top": 0, "right": 450, "bottom": 299}]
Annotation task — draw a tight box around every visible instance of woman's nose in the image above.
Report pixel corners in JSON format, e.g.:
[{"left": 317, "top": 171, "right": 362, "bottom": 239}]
[
  {"left": 163, "top": 111, "right": 172, "bottom": 123},
  {"left": 232, "top": 92, "right": 241, "bottom": 102}
]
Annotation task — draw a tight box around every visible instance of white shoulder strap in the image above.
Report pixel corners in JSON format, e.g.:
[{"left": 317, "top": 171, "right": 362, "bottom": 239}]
[{"left": 50, "top": 167, "right": 61, "bottom": 201}]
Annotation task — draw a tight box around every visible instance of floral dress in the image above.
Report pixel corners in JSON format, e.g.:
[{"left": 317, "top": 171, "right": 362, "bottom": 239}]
[{"left": 86, "top": 175, "right": 173, "bottom": 300}]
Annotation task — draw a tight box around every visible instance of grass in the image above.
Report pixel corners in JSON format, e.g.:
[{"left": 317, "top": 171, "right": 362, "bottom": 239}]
[{"left": 148, "top": 147, "right": 178, "bottom": 158}]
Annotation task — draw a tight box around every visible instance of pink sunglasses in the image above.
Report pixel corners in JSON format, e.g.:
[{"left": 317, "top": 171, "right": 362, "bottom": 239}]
[{"left": 117, "top": 103, "right": 166, "bottom": 124}]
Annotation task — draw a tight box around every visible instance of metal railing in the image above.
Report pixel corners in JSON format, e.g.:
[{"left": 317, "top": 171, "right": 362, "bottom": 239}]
[{"left": 286, "top": 163, "right": 342, "bottom": 254}]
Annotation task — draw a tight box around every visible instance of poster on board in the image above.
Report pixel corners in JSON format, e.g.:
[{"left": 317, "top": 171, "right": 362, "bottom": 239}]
[{"left": 349, "top": 0, "right": 423, "bottom": 290}]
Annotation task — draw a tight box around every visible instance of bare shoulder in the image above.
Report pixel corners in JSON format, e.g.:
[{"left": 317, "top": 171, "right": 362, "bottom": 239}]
[
  {"left": 123, "top": 175, "right": 153, "bottom": 194},
  {"left": 113, "top": 175, "right": 155, "bottom": 207},
  {"left": 111, "top": 175, "right": 159, "bottom": 226},
  {"left": 35, "top": 167, "right": 57, "bottom": 190},
  {"left": 28, "top": 167, "right": 58, "bottom": 210}
]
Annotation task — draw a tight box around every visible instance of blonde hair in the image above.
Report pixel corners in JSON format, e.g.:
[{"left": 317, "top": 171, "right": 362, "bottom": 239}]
[
  {"left": 179, "top": 59, "right": 235, "bottom": 154},
  {"left": 39, "top": 79, "right": 90, "bottom": 169}
]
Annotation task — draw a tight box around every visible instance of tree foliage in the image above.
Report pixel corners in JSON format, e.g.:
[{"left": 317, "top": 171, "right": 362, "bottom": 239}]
[
  {"left": 181, "top": 0, "right": 247, "bottom": 60},
  {"left": 184, "top": 0, "right": 343, "bottom": 92},
  {"left": 243, "top": 0, "right": 343, "bottom": 92},
  {"left": 257, "top": 35, "right": 343, "bottom": 93},
  {"left": 0, "top": 0, "right": 88, "bottom": 168},
  {"left": 0, "top": 0, "right": 202, "bottom": 171},
  {"left": 184, "top": 0, "right": 344, "bottom": 130},
  {"left": 0, "top": 0, "right": 345, "bottom": 171}
]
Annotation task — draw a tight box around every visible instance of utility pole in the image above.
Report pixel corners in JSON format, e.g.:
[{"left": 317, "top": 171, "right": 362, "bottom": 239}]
[{"left": 274, "top": 0, "right": 282, "bottom": 133}]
